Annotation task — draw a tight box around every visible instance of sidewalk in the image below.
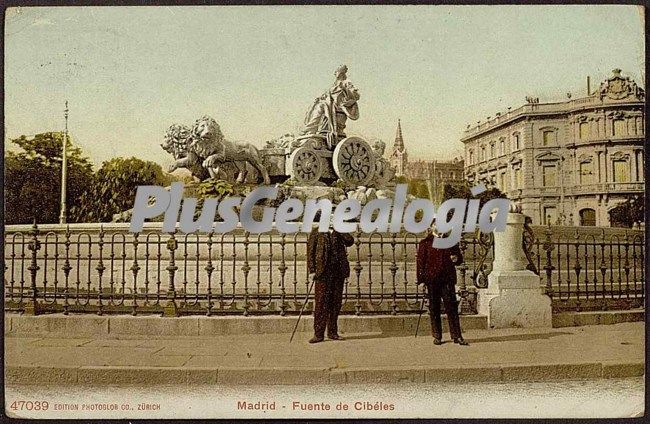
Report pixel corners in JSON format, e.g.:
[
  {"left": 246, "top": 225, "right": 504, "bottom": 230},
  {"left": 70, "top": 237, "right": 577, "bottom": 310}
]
[{"left": 5, "top": 321, "right": 644, "bottom": 385}]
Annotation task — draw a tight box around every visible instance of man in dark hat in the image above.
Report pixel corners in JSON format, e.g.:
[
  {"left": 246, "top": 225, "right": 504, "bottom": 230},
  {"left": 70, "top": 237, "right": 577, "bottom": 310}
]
[
  {"left": 416, "top": 227, "right": 468, "bottom": 346},
  {"left": 306, "top": 216, "right": 354, "bottom": 343}
]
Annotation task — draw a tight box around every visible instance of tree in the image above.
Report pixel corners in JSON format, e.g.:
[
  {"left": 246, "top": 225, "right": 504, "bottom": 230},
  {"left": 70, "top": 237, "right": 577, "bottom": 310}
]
[
  {"left": 609, "top": 195, "right": 644, "bottom": 228},
  {"left": 438, "top": 180, "right": 507, "bottom": 228},
  {"left": 194, "top": 178, "right": 235, "bottom": 201},
  {"left": 407, "top": 178, "right": 431, "bottom": 200},
  {"left": 5, "top": 133, "right": 93, "bottom": 224},
  {"left": 441, "top": 180, "right": 507, "bottom": 206},
  {"left": 70, "top": 157, "right": 175, "bottom": 222},
  {"left": 392, "top": 176, "right": 431, "bottom": 199},
  {"left": 394, "top": 175, "right": 408, "bottom": 185}
]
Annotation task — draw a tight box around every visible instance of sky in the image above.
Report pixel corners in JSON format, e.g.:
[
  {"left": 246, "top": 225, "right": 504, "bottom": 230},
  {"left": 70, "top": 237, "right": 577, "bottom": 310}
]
[{"left": 4, "top": 5, "right": 645, "bottom": 170}]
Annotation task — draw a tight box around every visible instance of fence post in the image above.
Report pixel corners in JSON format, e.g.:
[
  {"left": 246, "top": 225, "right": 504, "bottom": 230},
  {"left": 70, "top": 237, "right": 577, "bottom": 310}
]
[
  {"left": 24, "top": 220, "right": 41, "bottom": 315},
  {"left": 130, "top": 233, "right": 141, "bottom": 316},
  {"left": 278, "top": 233, "right": 288, "bottom": 316},
  {"left": 205, "top": 231, "right": 215, "bottom": 316},
  {"left": 389, "top": 233, "right": 398, "bottom": 315},
  {"left": 352, "top": 230, "right": 361, "bottom": 315},
  {"left": 458, "top": 238, "right": 476, "bottom": 314},
  {"left": 62, "top": 226, "right": 72, "bottom": 315},
  {"left": 598, "top": 229, "right": 608, "bottom": 311},
  {"left": 242, "top": 231, "right": 251, "bottom": 316},
  {"left": 354, "top": 230, "right": 363, "bottom": 315},
  {"left": 96, "top": 226, "right": 106, "bottom": 316},
  {"left": 542, "top": 223, "right": 555, "bottom": 298},
  {"left": 163, "top": 232, "right": 179, "bottom": 317}
]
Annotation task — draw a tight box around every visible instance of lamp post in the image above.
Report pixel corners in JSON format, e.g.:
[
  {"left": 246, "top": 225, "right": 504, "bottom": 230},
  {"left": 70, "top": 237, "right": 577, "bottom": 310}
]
[{"left": 59, "top": 101, "right": 69, "bottom": 224}]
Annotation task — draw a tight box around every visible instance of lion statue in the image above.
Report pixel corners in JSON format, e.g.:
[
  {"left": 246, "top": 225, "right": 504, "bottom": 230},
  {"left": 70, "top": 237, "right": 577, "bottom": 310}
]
[
  {"left": 164, "top": 116, "right": 271, "bottom": 185},
  {"left": 162, "top": 123, "right": 210, "bottom": 181}
]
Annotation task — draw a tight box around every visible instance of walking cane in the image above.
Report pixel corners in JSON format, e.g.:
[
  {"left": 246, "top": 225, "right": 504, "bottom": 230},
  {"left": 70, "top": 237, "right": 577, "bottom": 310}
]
[
  {"left": 414, "top": 286, "right": 427, "bottom": 338},
  {"left": 289, "top": 278, "right": 315, "bottom": 343}
]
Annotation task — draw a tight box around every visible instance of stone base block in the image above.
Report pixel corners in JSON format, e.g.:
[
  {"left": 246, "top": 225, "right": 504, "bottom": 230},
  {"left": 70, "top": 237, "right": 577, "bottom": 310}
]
[{"left": 478, "top": 270, "right": 552, "bottom": 329}]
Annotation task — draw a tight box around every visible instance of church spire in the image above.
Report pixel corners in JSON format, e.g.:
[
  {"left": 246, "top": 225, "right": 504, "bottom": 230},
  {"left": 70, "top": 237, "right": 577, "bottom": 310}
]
[
  {"left": 394, "top": 119, "right": 405, "bottom": 152},
  {"left": 390, "top": 119, "right": 408, "bottom": 177}
]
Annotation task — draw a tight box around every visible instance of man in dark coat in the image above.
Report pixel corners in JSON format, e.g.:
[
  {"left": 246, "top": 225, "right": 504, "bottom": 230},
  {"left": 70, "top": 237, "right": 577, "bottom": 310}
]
[
  {"left": 307, "top": 226, "right": 354, "bottom": 343},
  {"left": 416, "top": 228, "right": 468, "bottom": 346}
]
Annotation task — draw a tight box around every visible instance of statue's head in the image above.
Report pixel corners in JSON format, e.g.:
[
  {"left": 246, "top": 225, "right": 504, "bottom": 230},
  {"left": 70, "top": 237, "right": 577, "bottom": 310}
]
[
  {"left": 192, "top": 115, "right": 224, "bottom": 143},
  {"left": 335, "top": 65, "right": 348, "bottom": 80},
  {"left": 162, "top": 124, "right": 192, "bottom": 158},
  {"left": 372, "top": 139, "right": 386, "bottom": 156}
]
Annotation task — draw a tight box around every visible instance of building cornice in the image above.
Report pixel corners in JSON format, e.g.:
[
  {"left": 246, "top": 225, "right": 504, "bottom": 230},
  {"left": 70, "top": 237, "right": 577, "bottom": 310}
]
[
  {"left": 461, "top": 96, "right": 644, "bottom": 143},
  {"left": 463, "top": 70, "right": 645, "bottom": 144}
]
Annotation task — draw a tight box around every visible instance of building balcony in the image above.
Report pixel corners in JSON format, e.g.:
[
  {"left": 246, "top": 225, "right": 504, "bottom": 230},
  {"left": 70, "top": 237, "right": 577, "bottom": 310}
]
[
  {"left": 573, "top": 134, "right": 645, "bottom": 146},
  {"left": 603, "top": 182, "right": 644, "bottom": 193},
  {"left": 509, "top": 181, "right": 643, "bottom": 199},
  {"left": 570, "top": 182, "right": 643, "bottom": 195},
  {"left": 568, "top": 183, "right": 604, "bottom": 195}
]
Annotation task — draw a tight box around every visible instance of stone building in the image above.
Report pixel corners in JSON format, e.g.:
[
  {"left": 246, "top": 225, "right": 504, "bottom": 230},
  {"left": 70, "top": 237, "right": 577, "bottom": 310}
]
[
  {"left": 407, "top": 158, "right": 465, "bottom": 203},
  {"left": 405, "top": 159, "right": 430, "bottom": 180},
  {"left": 462, "top": 69, "right": 645, "bottom": 226}
]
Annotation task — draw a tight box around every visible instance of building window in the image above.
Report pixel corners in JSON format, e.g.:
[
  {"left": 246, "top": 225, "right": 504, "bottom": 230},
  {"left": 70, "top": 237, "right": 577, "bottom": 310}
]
[
  {"left": 579, "top": 122, "right": 590, "bottom": 140},
  {"left": 613, "top": 119, "right": 625, "bottom": 137},
  {"left": 579, "top": 208, "right": 596, "bottom": 226},
  {"left": 468, "top": 150, "right": 473, "bottom": 164},
  {"left": 542, "top": 164, "right": 556, "bottom": 186},
  {"left": 543, "top": 206, "right": 557, "bottom": 225},
  {"left": 542, "top": 130, "right": 554, "bottom": 146},
  {"left": 612, "top": 159, "right": 629, "bottom": 183},
  {"left": 579, "top": 162, "right": 593, "bottom": 184},
  {"left": 481, "top": 146, "right": 486, "bottom": 162},
  {"left": 499, "top": 171, "right": 507, "bottom": 191},
  {"left": 490, "top": 142, "right": 495, "bottom": 158},
  {"left": 514, "top": 167, "right": 522, "bottom": 188},
  {"left": 499, "top": 140, "right": 505, "bottom": 156},
  {"left": 513, "top": 133, "right": 520, "bottom": 150}
]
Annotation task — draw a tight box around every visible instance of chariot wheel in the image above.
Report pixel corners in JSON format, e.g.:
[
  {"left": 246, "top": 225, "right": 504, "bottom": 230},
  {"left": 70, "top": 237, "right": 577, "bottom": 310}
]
[
  {"left": 288, "top": 146, "right": 323, "bottom": 185},
  {"left": 332, "top": 136, "right": 376, "bottom": 186}
]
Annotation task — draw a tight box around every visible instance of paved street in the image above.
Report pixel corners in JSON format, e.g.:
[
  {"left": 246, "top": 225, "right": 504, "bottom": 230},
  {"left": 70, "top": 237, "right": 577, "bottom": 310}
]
[{"left": 5, "top": 321, "right": 644, "bottom": 386}]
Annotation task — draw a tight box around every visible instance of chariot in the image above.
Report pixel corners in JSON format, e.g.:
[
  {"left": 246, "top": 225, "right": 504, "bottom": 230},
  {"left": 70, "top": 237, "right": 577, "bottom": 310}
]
[{"left": 262, "top": 133, "right": 390, "bottom": 186}]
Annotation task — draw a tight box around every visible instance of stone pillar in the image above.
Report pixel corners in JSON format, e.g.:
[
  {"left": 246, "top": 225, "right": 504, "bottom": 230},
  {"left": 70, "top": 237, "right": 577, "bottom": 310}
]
[
  {"left": 633, "top": 150, "right": 638, "bottom": 181},
  {"left": 477, "top": 212, "right": 552, "bottom": 328}
]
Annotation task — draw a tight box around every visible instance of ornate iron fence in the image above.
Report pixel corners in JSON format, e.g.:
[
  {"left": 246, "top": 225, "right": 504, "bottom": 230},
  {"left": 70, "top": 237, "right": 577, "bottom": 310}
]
[
  {"left": 524, "top": 224, "right": 645, "bottom": 312},
  {"left": 4, "top": 222, "right": 493, "bottom": 316},
  {"left": 5, "top": 222, "right": 643, "bottom": 316}
]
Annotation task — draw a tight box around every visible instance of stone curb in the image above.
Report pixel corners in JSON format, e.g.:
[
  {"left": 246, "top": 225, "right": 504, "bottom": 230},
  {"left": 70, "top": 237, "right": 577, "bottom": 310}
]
[
  {"left": 5, "top": 362, "right": 644, "bottom": 386},
  {"left": 5, "top": 314, "right": 488, "bottom": 337},
  {"left": 552, "top": 310, "right": 644, "bottom": 327},
  {"left": 5, "top": 309, "right": 643, "bottom": 338}
]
